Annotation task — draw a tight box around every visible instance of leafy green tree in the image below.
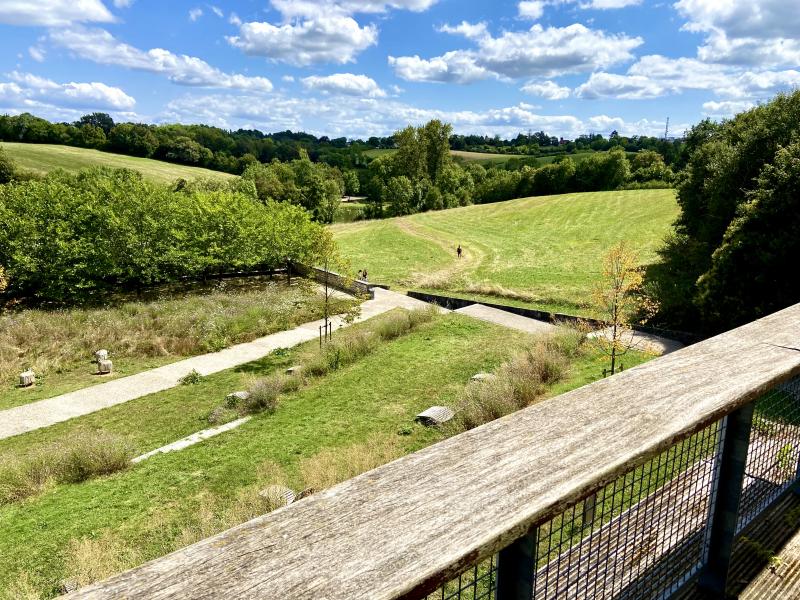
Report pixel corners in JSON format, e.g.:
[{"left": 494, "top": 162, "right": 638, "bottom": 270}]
[
  {"left": 386, "top": 176, "right": 415, "bottom": 216},
  {"left": 108, "top": 124, "right": 158, "bottom": 157},
  {"left": 343, "top": 170, "right": 360, "bottom": 198},
  {"left": 695, "top": 140, "right": 800, "bottom": 328},
  {"left": 76, "top": 113, "right": 115, "bottom": 134},
  {"left": 646, "top": 90, "right": 800, "bottom": 332},
  {"left": 0, "top": 148, "right": 16, "bottom": 184}
]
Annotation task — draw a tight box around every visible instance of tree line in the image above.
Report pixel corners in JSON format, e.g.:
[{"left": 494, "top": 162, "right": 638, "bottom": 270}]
[
  {"left": 0, "top": 111, "right": 685, "bottom": 177},
  {"left": 364, "top": 121, "right": 673, "bottom": 217},
  {"left": 643, "top": 90, "right": 800, "bottom": 334},
  {"left": 0, "top": 166, "right": 330, "bottom": 304}
]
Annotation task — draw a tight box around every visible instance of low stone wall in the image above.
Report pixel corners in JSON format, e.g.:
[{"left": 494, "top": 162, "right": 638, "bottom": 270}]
[
  {"left": 407, "top": 290, "right": 699, "bottom": 344},
  {"left": 292, "top": 263, "right": 389, "bottom": 298}
]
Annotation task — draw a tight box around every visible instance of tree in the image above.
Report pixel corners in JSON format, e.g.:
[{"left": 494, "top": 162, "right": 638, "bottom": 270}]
[
  {"left": 0, "top": 148, "right": 16, "bottom": 184},
  {"left": 591, "top": 242, "right": 648, "bottom": 375},
  {"left": 646, "top": 90, "right": 800, "bottom": 332},
  {"left": 343, "top": 170, "right": 360, "bottom": 198},
  {"left": 386, "top": 176, "right": 414, "bottom": 216},
  {"left": 76, "top": 113, "right": 115, "bottom": 134},
  {"left": 694, "top": 140, "right": 800, "bottom": 329}
]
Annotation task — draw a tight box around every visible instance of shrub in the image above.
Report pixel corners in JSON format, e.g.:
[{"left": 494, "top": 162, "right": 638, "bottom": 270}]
[
  {"left": 58, "top": 434, "right": 131, "bottom": 484},
  {"left": 179, "top": 369, "right": 203, "bottom": 385},
  {"left": 244, "top": 377, "right": 284, "bottom": 414},
  {"left": 0, "top": 432, "right": 131, "bottom": 505},
  {"left": 451, "top": 331, "right": 580, "bottom": 432}
]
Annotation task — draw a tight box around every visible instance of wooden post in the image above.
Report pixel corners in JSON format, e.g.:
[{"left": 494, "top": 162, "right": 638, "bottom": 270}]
[
  {"left": 697, "top": 402, "right": 754, "bottom": 598},
  {"left": 496, "top": 529, "right": 537, "bottom": 600}
]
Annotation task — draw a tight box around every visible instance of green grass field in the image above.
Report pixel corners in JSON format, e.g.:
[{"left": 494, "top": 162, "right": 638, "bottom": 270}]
[
  {"left": 0, "top": 307, "right": 653, "bottom": 596},
  {"left": 0, "top": 142, "right": 234, "bottom": 184},
  {"left": 332, "top": 189, "right": 679, "bottom": 314}
]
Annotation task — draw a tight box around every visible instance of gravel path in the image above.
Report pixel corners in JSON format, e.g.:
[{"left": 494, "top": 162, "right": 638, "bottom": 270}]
[{"left": 0, "top": 289, "right": 435, "bottom": 441}]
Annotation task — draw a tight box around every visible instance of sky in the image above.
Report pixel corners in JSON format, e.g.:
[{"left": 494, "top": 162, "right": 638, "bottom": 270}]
[{"left": 0, "top": 0, "right": 798, "bottom": 140}]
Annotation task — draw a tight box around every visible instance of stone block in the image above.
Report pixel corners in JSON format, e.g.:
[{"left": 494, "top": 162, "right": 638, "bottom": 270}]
[
  {"left": 19, "top": 370, "right": 35, "bottom": 387},
  {"left": 259, "top": 485, "right": 296, "bottom": 507},
  {"left": 225, "top": 391, "right": 250, "bottom": 408},
  {"left": 98, "top": 359, "right": 113, "bottom": 375},
  {"left": 94, "top": 349, "right": 109, "bottom": 362},
  {"left": 286, "top": 365, "right": 303, "bottom": 376},
  {"left": 470, "top": 373, "right": 497, "bottom": 383},
  {"left": 415, "top": 406, "right": 455, "bottom": 426}
]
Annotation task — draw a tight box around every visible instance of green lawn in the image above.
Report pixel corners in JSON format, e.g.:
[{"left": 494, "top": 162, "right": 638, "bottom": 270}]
[
  {"left": 0, "top": 142, "right": 234, "bottom": 184},
  {"left": 332, "top": 189, "right": 678, "bottom": 315},
  {"left": 0, "top": 309, "right": 653, "bottom": 597}
]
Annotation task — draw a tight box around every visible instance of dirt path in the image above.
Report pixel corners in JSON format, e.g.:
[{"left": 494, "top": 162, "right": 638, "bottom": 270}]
[{"left": 393, "top": 218, "right": 488, "bottom": 288}]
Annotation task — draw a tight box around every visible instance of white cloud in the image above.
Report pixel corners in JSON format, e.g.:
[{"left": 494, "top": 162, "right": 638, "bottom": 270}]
[
  {"left": 583, "top": 0, "right": 641, "bottom": 8},
  {"left": 518, "top": 1, "right": 544, "bottom": 19},
  {"left": 229, "top": 12, "right": 242, "bottom": 26},
  {"left": 0, "top": 0, "right": 115, "bottom": 26},
  {"left": 439, "top": 21, "right": 488, "bottom": 40},
  {"left": 51, "top": 27, "right": 273, "bottom": 92},
  {"left": 269, "top": 0, "right": 439, "bottom": 18},
  {"left": 391, "top": 23, "right": 642, "bottom": 82},
  {"left": 228, "top": 0, "right": 440, "bottom": 66},
  {"left": 0, "top": 71, "right": 135, "bottom": 110},
  {"left": 113, "top": 0, "right": 133, "bottom": 7},
  {"left": 702, "top": 100, "right": 756, "bottom": 117},
  {"left": 521, "top": 80, "right": 571, "bottom": 100},
  {"left": 161, "top": 91, "right": 676, "bottom": 140},
  {"left": 575, "top": 55, "right": 800, "bottom": 101},
  {"left": 282, "top": 75, "right": 295, "bottom": 82},
  {"left": 228, "top": 16, "right": 378, "bottom": 66},
  {"left": 388, "top": 52, "right": 490, "bottom": 84},
  {"left": 209, "top": 5, "right": 223, "bottom": 18},
  {"left": 28, "top": 46, "right": 46, "bottom": 62},
  {"left": 675, "top": 0, "right": 800, "bottom": 67},
  {"left": 189, "top": 8, "right": 203, "bottom": 21},
  {"left": 302, "top": 73, "right": 386, "bottom": 98}
]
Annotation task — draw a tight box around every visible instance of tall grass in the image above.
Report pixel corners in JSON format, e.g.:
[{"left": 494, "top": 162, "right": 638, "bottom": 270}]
[
  {"left": 452, "top": 330, "right": 584, "bottom": 432},
  {"left": 0, "top": 432, "right": 130, "bottom": 505},
  {"left": 0, "top": 280, "right": 353, "bottom": 385},
  {"left": 299, "top": 436, "right": 404, "bottom": 491}
]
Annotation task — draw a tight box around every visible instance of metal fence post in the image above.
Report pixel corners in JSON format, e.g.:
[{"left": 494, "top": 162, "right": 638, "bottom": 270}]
[
  {"left": 697, "top": 402, "right": 754, "bottom": 597},
  {"left": 496, "top": 529, "right": 537, "bottom": 600}
]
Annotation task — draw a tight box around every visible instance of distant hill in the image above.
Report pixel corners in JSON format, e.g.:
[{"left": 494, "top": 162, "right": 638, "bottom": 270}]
[
  {"left": 364, "top": 147, "right": 613, "bottom": 167},
  {"left": 0, "top": 142, "right": 234, "bottom": 184}
]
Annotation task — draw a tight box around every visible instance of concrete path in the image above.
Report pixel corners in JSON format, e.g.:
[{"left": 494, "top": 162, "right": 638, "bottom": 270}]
[
  {"left": 587, "top": 326, "right": 684, "bottom": 355},
  {"left": 455, "top": 303, "right": 560, "bottom": 335},
  {"left": 455, "top": 303, "right": 684, "bottom": 356},
  {"left": 131, "top": 417, "right": 252, "bottom": 463},
  {"left": 0, "top": 288, "right": 435, "bottom": 441}
]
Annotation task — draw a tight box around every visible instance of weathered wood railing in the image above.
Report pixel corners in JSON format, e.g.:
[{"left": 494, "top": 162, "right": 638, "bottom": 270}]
[{"left": 68, "top": 304, "right": 800, "bottom": 599}]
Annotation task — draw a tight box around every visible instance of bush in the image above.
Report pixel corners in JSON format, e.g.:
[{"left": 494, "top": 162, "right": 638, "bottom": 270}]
[
  {"left": 179, "top": 369, "right": 204, "bottom": 385},
  {"left": 451, "top": 331, "right": 580, "bottom": 432},
  {"left": 0, "top": 432, "right": 131, "bottom": 505},
  {"left": 244, "top": 376, "right": 285, "bottom": 414}
]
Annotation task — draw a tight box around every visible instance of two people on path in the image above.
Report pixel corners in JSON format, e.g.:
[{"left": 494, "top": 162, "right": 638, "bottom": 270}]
[{"left": 358, "top": 269, "right": 368, "bottom": 281}]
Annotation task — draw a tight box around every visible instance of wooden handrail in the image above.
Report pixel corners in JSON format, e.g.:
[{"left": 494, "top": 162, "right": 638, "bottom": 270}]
[{"left": 68, "top": 304, "right": 800, "bottom": 599}]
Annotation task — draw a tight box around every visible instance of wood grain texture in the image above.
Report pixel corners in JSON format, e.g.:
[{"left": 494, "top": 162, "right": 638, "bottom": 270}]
[{"left": 68, "top": 304, "right": 800, "bottom": 600}]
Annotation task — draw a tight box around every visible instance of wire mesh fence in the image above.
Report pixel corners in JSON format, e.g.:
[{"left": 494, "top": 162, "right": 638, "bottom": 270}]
[{"left": 425, "top": 374, "right": 800, "bottom": 600}]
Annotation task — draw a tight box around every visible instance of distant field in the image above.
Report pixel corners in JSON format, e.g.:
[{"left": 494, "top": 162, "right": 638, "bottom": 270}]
[
  {"left": 332, "top": 189, "right": 679, "bottom": 314},
  {"left": 364, "top": 148, "right": 528, "bottom": 164},
  {"left": 0, "top": 142, "right": 234, "bottom": 183}
]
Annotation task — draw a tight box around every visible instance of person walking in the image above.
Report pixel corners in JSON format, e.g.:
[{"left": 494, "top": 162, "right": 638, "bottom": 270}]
[
  {"left": 362, "top": 269, "right": 368, "bottom": 281},
  {"left": 457, "top": 244, "right": 462, "bottom": 259}
]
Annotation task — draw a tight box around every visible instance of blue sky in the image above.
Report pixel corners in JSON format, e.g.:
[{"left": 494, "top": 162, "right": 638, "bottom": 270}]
[{"left": 0, "top": 0, "right": 798, "bottom": 139}]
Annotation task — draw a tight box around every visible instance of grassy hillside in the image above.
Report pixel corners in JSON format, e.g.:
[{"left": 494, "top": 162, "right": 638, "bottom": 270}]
[
  {"left": 0, "top": 308, "right": 652, "bottom": 596},
  {"left": 332, "top": 189, "right": 679, "bottom": 314},
  {"left": 0, "top": 142, "right": 234, "bottom": 184}
]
